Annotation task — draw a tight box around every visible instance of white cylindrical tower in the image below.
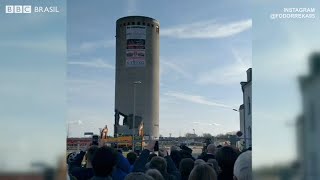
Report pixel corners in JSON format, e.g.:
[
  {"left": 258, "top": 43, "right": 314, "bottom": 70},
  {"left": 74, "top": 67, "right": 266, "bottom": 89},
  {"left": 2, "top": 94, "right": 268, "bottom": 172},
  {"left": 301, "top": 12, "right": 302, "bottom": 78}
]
[{"left": 114, "top": 16, "right": 160, "bottom": 139}]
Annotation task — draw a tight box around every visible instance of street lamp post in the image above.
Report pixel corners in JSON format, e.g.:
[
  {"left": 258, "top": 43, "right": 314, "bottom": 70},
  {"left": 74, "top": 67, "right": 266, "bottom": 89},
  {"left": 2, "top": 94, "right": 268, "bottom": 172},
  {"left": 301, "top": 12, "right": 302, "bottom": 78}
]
[{"left": 132, "top": 81, "right": 142, "bottom": 152}]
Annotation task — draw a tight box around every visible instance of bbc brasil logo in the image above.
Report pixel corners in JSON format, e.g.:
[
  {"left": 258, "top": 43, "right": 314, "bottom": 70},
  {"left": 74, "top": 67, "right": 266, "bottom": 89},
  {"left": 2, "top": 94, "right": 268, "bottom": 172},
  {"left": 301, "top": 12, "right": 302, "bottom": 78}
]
[
  {"left": 6, "top": 5, "right": 32, "bottom": 13},
  {"left": 5, "top": 5, "right": 60, "bottom": 14}
]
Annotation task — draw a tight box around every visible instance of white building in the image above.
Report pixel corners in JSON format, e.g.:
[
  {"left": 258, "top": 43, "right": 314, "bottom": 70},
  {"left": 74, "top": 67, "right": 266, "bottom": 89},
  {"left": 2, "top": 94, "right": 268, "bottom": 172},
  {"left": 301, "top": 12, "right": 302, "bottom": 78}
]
[
  {"left": 298, "top": 53, "right": 320, "bottom": 179},
  {"left": 237, "top": 104, "right": 245, "bottom": 150},
  {"left": 239, "top": 68, "right": 252, "bottom": 149}
]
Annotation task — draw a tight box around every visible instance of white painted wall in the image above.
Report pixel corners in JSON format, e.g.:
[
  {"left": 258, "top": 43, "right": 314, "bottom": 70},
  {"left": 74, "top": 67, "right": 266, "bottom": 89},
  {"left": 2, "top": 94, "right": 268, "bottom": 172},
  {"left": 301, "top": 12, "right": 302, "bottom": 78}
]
[{"left": 243, "top": 81, "right": 252, "bottom": 148}]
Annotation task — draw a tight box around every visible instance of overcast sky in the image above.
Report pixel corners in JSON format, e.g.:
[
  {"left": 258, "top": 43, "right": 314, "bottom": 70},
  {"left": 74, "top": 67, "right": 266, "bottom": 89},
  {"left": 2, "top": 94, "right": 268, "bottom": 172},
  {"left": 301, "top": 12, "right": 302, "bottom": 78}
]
[
  {"left": 253, "top": 0, "right": 320, "bottom": 169},
  {"left": 0, "top": 0, "right": 66, "bottom": 172}
]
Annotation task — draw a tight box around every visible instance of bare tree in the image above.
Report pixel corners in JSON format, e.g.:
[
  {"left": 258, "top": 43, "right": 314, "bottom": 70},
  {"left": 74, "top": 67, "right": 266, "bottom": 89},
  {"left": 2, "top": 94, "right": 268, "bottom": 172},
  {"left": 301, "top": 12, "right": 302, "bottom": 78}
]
[
  {"left": 202, "top": 133, "right": 213, "bottom": 138},
  {"left": 185, "top": 133, "right": 197, "bottom": 138}
]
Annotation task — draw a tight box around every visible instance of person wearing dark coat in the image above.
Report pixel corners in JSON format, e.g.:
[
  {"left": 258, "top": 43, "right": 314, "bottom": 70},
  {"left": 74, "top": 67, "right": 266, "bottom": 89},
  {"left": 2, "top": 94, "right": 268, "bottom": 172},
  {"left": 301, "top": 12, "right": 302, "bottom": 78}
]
[
  {"left": 215, "top": 146, "right": 239, "bottom": 180},
  {"left": 198, "top": 144, "right": 216, "bottom": 162},
  {"left": 91, "top": 146, "right": 117, "bottom": 180},
  {"left": 68, "top": 145, "right": 98, "bottom": 180},
  {"left": 179, "top": 145, "right": 195, "bottom": 161},
  {"left": 68, "top": 145, "right": 131, "bottom": 180},
  {"left": 127, "top": 152, "right": 137, "bottom": 172},
  {"left": 179, "top": 158, "right": 194, "bottom": 180},
  {"left": 170, "top": 150, "right": 182, "bottom": 168},
  {"left": 133, "top": 141, "right": 181, "bottom": 180}
]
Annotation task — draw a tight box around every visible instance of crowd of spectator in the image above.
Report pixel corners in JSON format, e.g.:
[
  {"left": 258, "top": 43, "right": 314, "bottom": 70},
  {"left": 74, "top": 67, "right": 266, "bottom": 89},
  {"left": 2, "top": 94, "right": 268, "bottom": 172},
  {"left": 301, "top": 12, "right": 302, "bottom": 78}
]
[{"left": 67, "top": 140, "right": 252, "bottom": 180}]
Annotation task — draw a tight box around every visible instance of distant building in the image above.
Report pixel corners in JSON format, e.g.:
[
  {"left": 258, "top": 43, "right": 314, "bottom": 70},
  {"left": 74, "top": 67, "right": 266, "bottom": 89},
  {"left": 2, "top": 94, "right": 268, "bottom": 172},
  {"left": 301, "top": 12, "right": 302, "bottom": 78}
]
[
  {"left": 239, "top": 68, "right": 252, "bottom": 149},
  {"left": 298, "top": 53, "right": 320, "bottom": 179},
  {"left": 66, "top": 137, "right": 91, "bottom": 153}
]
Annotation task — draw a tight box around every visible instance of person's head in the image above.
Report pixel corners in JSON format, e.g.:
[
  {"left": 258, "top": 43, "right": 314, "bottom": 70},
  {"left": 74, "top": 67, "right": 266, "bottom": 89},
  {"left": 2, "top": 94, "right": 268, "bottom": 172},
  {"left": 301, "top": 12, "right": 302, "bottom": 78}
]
[
  {"left": 188, "top": 163, "right": 217, "bottom": 180},
  {"left": 170, "top": 145, "right": 179, "bottom": 152},
  {"left": 233, "top": 151, "right": 252, "bottom": 180},
  {"left": 170, "top": 149, "right": 180, "bottom": 156},
  {"left": 125, "top": 172, "right": 154, "bottom": 180},
  {"left": 149, "top": 156, "right": 167, "bottom": 175},
  {"left": 85, "top": 145, "right": 99, "bottom": 167},
  {"left": 91, "top": 146, "right": 118, "bottom": 177},
  {"left": 180, "top": 144, "right": 193, "bottom": 154},
  {"left": 146, "top": 169, "right": 165, "bottom": 180},
  {"left": 194, "top": 159, "right": 205, "bottom": 166},
  {"left": 208, "top": 159, "right": 221, "bottom": 175},
  {"left": 169, "top": 149, "right": 182, "bottom": 168},
  {"left": 215, "top": 146, "right": 239, "bottom": 177},
  {"left": 127, "top": 152, "right": 137, "bottom": 165},
  {"left": 148, "top": 153, "right": 157, "bottom": 162},
  {"left": 179, "top": 158, "right": 194, "bottom": 178},
  {"left": 207, "top": 144, "right": 216, "bottom": 154}
]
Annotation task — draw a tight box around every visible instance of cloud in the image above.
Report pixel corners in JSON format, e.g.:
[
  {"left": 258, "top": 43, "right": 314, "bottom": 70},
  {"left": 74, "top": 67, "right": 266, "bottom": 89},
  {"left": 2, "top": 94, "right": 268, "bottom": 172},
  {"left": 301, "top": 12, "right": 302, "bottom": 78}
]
[
  {"left": 68, "top": 79, "right": 114, "bottom": 91},
  {"left": 161, "top": 59, "right": 192, "bottom": 79},
  {"left": 67, "top": 108, "right": 114, "bottom": 137},
  {"left": 164, "top": 91, "right": 233, "bottom": 109},
  {"left": 0, "top": 10, "right": 64, "bottom": 34},
  {"left": 79, "top": 40, "right": 115, "bottom": 51},
  {"left": 68, "top": 58, "right": 115, "bottom": 69},
  {"left": 127, "top": 0, "right": 138, "bottom": 14},
  {"left": 80, "top": 40, "right": 115, "bottom": 50},
  {"left": 68, "top": 120, "right": 83, "bottom": 125},
  {"left": 232, "top": 48, "right": 249, "bottom": 66},
  {"left": 161, "top": 19, "right": 252, "bottom": 39},
  {"left": 68, "top": 40, "right": 115, "bottom": 57},
  {"left": 67, "top": 78, "right": 115, "bottom": 101},
  {"left": 0, "top": 38, "right": 65, "bottom": 54},
  {"left": 197, "top": 49, "right": 251, "bottom": 85},
  {"left": 192, "top": 122, "right": 221, "bottom": 126},
  {"left": 210, "top": 123, "right": 221, "bottom": 126},
  {"left": 256, "top": 31, "right": 314, "bottom": 81}
]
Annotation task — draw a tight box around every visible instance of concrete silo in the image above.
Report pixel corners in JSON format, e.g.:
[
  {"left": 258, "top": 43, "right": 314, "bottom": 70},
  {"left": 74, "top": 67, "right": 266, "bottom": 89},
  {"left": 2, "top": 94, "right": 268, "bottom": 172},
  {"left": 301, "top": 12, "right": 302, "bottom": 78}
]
[{"left": 114, "top": 16, "right": 160, "bottom": 140}]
